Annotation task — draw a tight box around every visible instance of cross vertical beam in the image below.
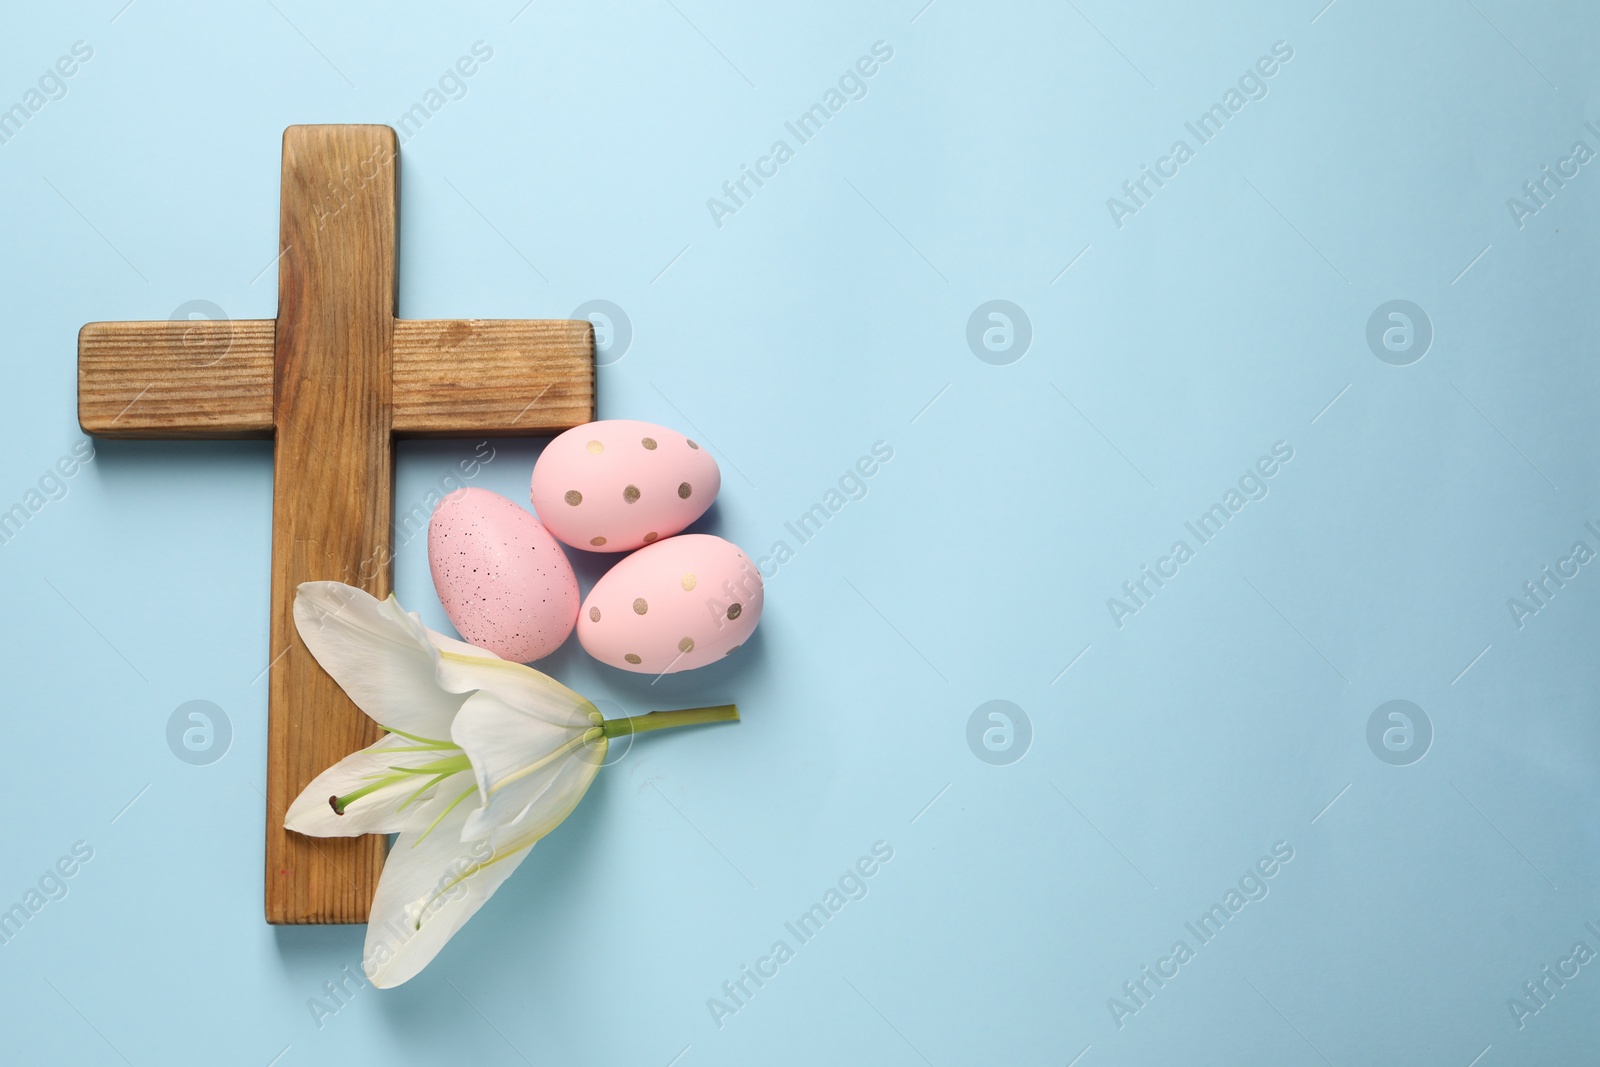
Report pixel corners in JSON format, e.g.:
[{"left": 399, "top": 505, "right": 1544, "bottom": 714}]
[{"left": 266, "top": 125, "right": 396, "bottom": 923}]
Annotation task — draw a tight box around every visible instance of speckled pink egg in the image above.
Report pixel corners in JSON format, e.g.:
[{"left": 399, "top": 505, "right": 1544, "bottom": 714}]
[
  {"left": 578, "top": 534, "right": 761, "bottom": 673},
  {"left": 428, "top": 487, "right": 579, "bottom": 662},
  {"left": 530, "top": 419, "right": 720, "bottom": 553}
]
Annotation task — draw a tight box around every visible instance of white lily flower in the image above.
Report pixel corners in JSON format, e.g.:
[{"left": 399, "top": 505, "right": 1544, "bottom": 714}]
[{"left": 285, "top": 581, "right": 738, "bottom": 988}]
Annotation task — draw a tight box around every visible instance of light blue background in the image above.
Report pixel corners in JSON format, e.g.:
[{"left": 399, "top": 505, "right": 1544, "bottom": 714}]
[{"left": 1, "top": 1, "right": 1598, "bottom": 1063}]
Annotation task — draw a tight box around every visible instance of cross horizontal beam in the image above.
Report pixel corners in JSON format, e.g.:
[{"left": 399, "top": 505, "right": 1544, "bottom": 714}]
[{"left": 78, "top": 318, "right": 594, "bottom": 438}]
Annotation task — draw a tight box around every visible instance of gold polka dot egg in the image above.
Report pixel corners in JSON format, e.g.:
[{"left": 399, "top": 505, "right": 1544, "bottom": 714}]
[
  {"left": 578, "top": 534, "right": 761, "bottom": 674},
  {"left": 531, "top": 419, "right": 720, "bottom": 553}
]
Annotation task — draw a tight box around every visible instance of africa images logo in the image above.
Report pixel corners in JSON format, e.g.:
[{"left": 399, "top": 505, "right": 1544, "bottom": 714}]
[
  {"left": 706, "top": 842, "right": 895, "bottom": 1029},
  {"left": 1105, "top": 41, "right": 1295, "bottom": 229},
  {"left": 1107, "top": 842, "right": 1295, "bottom": 1029},
  {"left": 1106, "top": 442, "right": 1294, "bottom": 628},
  {"left": 706, "top": 42, "right": 895, "bottom": 229}
]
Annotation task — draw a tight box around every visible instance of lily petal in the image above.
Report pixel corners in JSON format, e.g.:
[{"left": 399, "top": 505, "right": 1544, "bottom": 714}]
[
  {"left": 362, "top": 795, "right": 530, "bottom": 988},
  {"left": 284, "top": 734, "right": 473, "bottom": 838},
  {"left": 449, "top": 688, "right": 604, "bottom": 839},
  {"left": 416, "top": 617, "right": 500, "bottom": 662},
  {"left": 435, "top": 648, "right": 596, "bottom": 729},
  {"left": 483, "top": 736, "right": 603, "bottom": 855},
  {"left": 294, "top": 583, "right": 467, "bottom": 737},
  {"left": 360, "top": 754, "right": 599, "bottom": 989}
]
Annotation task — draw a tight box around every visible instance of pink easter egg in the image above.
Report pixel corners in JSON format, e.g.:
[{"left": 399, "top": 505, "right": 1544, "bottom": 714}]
[
  {"left": 530, "top": 419, "right": 720, "bottom": 553},
  {"left": 427, "top": 487, "right": 579, "bottom": 662},
  {"left": 577, "top": 534, "right": 761, "bottom": 673}
]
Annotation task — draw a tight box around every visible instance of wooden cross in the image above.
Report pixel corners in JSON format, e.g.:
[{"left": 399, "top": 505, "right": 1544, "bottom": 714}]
[{"left": 77, "top": 125, "right": 595, "bottom": 924}]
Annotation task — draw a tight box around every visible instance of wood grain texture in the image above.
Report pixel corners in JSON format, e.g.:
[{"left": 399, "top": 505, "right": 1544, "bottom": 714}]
[
  {"left": 392, "top": 318, "right": 594, "bottom": 435},
  {"left": 265, "top": 125, "right": 395, "bottom": 924},
  {"left": 77, "top": 319, "right": 275, "bottom": 438},
  {"left": 76, "top": 316, "right": 595, "bottom": 440}
]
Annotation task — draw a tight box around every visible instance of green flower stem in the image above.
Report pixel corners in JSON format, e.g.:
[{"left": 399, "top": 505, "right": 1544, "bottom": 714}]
[{"left": 601, "top": 705, "right": 739, "bottom": 739}]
